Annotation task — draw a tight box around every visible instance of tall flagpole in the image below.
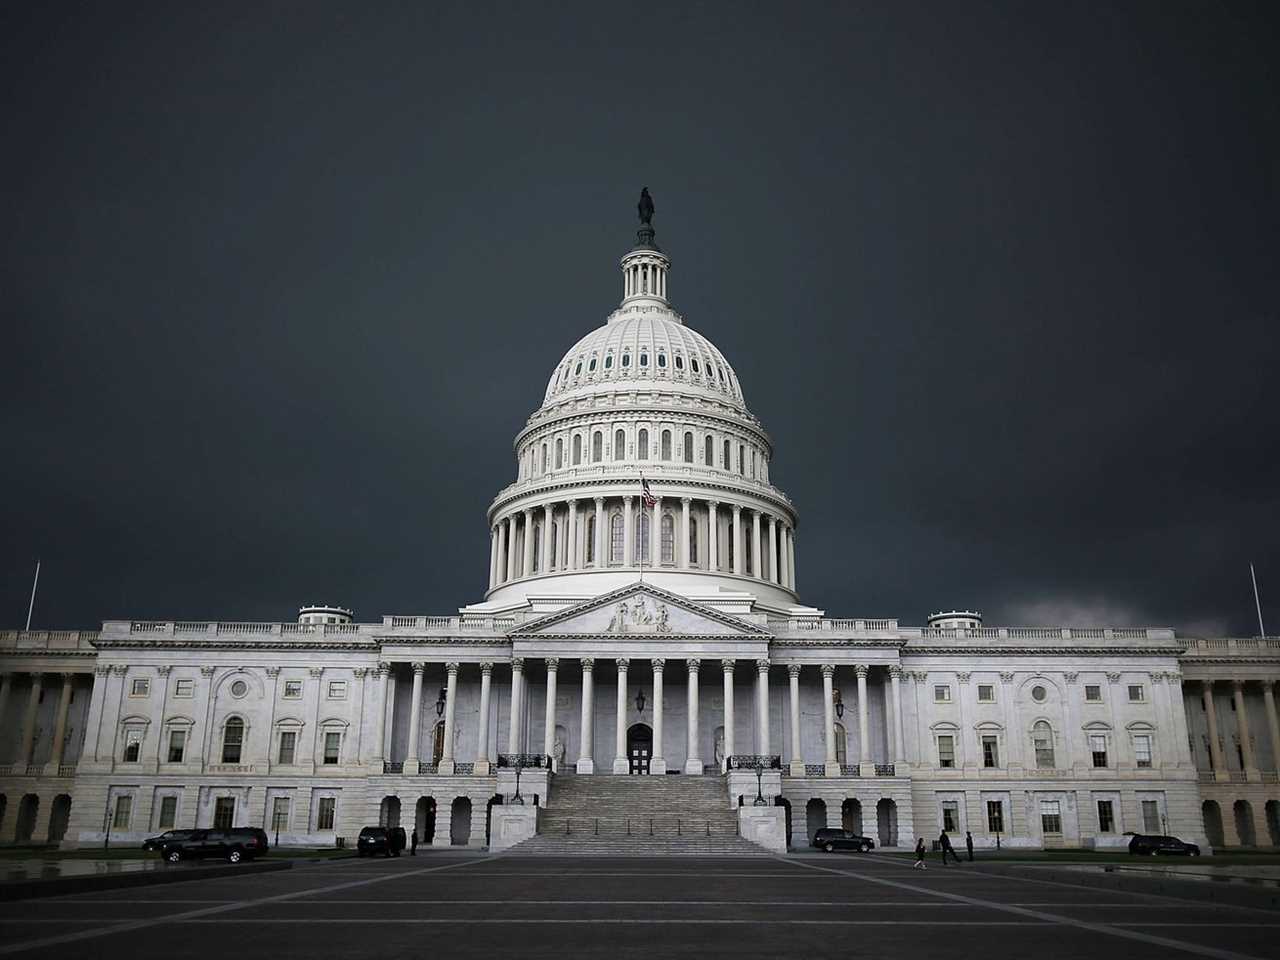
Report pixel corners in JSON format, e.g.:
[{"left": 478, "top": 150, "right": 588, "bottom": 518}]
[
  {"left": 1251, "top": 563, "right": 1267, "bottom": 638},
  {"left": 25, "top": 560, "right": 40, "bottom": 631}
]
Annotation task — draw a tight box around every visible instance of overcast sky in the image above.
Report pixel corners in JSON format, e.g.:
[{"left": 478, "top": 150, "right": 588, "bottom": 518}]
[{"left": 2, "top": 2, "right": 1276, "bottom": 635}]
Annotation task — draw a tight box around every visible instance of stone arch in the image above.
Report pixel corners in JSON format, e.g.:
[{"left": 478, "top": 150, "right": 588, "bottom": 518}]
[
  {"left": 485, "top": 794, "right": 502, "bottom": 846},
  {"left": 841, "top": 797, "right": 862, "bottom": 834},
  {"left": 416, "top": 796, "right": 436, "bottom": 843},
  {"left": 1202, "top": 800, "right": 1225, "bottom": 847},
  {"left": 47, "top": 794, "right": 72, "bottom": 844},
  {"left": 776, "top": 797, "right": 793, "bottom": 848},
  {"left": 450, "top": 797, "right": 472, "bottom": 845},
  {"left": 1233, "top": 799, "right": 1256, "bottom": 847},
  {"left": 805, "top": 798, "right": 827, "bottom": 845},
  {"left": 211, "top": 669, "right": 265, "bottom": 701},
  {"left": 1265, "top": 800, "right": 1280, "bottom": 847},
  {"left": 379, "top": 796, "right": 401, "bottom": 828},
  {"left": 14, "top": 794, "right": 38, "bottom": 843},
  {"left": 876, "top": 798, "right": 898, "bottom": 847}
]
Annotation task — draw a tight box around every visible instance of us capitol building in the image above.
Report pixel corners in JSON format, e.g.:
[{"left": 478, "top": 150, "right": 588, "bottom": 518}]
[{"left": 2, "top": 195, "right": 1278, "bottom": 853}]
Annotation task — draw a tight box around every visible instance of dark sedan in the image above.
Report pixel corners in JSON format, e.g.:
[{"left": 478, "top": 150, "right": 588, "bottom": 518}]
[
  {"left": 1128, "top": 833, "right": 1201, "bottom": 856},
  {"left": 812, "top": 828, "right": 875, "bottom": 852},
  {"left": 142, "top": 829, "right": 196, "bottom": 851}
]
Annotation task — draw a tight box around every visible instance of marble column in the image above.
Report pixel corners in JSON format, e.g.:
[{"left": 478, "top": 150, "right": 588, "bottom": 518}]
[
  {"left": 651, "top": 659, "right": 667, "bottom": 774},
  {"left": 594, "top": 497, "right": 605, "bottom": 567},
  {"left": 856, "top": 664, "right": 872, "bottom": 774},
  {"left": 406, "top": 663, "right": 425, "bottom": 774},
  {"left": 541, "top": 503, "right": 554, "bottom": 573},
  {"left": 767, "top": 515, "right": 778, "bottom": 583},
  {"left": 756, "top": 659, "right": 771, "bottom": 756},
  {"left": 372, "top": 665, "right": 391, "bottom": 762},
  {"left": 822, "top": 664, "right": 839, "bottom": 776},
  {"left": 474, "top": 662, "right": 493, "bottom": 774},
  {"left": 17, "top": 673, "right": 44, "bottom": 767},
  {"left": 439, "top": 662, "right": 459, "bottom": 774},
  {"left": 567, "top": 499, "right": 579, "bottom": 570},
  {"left": 0, "top": 676, "right": 11, "bottom": 746},
  {"left": 542, "top": 659, "right": 558, "bottom": 769},
  {"left": 1262, "top": 681, "right": 1280, "bottom": 775},
  {"left": 721, "top": 659, "right": 735, "bottom": 771},
  {"left": 890, "top": 666, "right": 906, "bottom": 766},
  {"left": 787, "top": 527, "right": 797, "bottom": 590},
  {"left": 46, "top": 673, "right": 75, "bottom": 773},
  {"left": 522, "top": 508, "right": 535, "bottom": 576},
  {"left": 505, "top": 515, "right": 517, "bottom": 582},
  {"left": 787, "top": 664, "right": 803, "bottom": 776},
  {"left": 613, "top": 658, "right": 630, "bottom": 774},
  {"left": 1203, "top": 680, "right": 1226, "bottom": 778},
  {"left": 751, "top": 511, "right": 762, "bottom": 579},
  {"left": 680, "top": 497, "right": 691, "bottom": 568},
  {"left": 577, "top": 658, "right": 595, "bottom": 774},
  {"left": 623, "top": 497, "right": 634, "bottom": 567},
  {"left": 731, "top": 505, "right": 743, "bottom": 575},
  {"left": 1233, "top": 680, "right": 1258, "bottom": 779},
  {"left": 488, "top": 527, "right": 499, "bottom": 588},
  {"left": 707, "top": 501, "right": 719, "bottom": 571},
  {"left": 685, "top": 659, "right": 703, "bottom": 774},
  {"left": 652, "top": 495, "right": 662, "bottom": 565},
  {"left": 507, "top": 658, "right": 525, "bottom": 755}
]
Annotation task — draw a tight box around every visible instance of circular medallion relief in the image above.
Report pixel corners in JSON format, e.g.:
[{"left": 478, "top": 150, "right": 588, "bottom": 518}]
[
  {"left": 1031, "top": 685, "right": 1047, "bottom": 702},
  {"left": 230, "top": 679, "right": 248, "bottom": 698}
]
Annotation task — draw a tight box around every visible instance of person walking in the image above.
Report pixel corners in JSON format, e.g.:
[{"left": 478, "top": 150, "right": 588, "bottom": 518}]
[
  {"left": 410, "top": 829, "right": 419, "bottom": 856},
  {"left": 913, "top": 837, "right": 927, "bottom": 869},
  {"left": 965, "top": 830, "right": 974, "bottom": 862},
  {"left": 939, "top": 829, "right": 958, "bottom": 865}
]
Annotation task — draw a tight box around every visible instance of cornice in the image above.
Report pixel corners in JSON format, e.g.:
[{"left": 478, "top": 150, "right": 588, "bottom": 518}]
[
  {"left": 91, "top": 639, "right": 380, "bottom": 652},
  {"left": 902, "top": 645, "right": 1183, "bottom": 657},
  {"left": 374, "top": 636, "right": 510, "bottom": 646},
  {"left": 771, "top": 639, "right": 909, "bottom": 649},
  {"left": 516, "top": 404, "right": 772, "bottom": 452},
  {"left": 490, "top": 474, "right": 796, "bottom": 522},
  {"left": 0, "top": 650, "right": 99, "bottom": 659}
]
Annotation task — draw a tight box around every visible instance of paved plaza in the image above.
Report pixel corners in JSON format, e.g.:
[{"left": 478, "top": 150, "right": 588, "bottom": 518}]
[{"left": 0, "top": 853, "right": 1275, "bottom": 960}]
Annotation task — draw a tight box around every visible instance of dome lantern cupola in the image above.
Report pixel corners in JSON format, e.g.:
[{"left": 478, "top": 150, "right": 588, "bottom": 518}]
[{"left": 617, "top": 187, "right": 671, "bottom": 312}]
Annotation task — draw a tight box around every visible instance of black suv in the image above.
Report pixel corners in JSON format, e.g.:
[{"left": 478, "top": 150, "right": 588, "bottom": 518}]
[
  {"left": 812, "top": 828, "right": 875, "bottom": 853},
  {"left": 160, "top": 828, "right": 270, "bottom": 864},
  {"left": 357, "top": 826, "right": 407, "bottom": 857},
  {"left": 1127, "top": 833, "right": 1201, "bottom": 856},
  {"left": 142, "top": 829, "right": 196, "bottom": 852}
]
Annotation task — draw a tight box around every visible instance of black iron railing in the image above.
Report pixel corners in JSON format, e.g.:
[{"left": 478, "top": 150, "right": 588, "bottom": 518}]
[
  {"left": 727, "top": 755, "right": 781, "bottom": 770},
  {"left": 874, "top": 763, "right": 896, "bottom": 777},
  {"left": 497, "top": 753, "right": 552, "bottom": 769},
  {"left": 382, "top": 761, "right": 404, "bottom": 774}
]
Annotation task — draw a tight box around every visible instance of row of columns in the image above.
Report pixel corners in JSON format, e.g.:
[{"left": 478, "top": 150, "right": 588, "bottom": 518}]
[
  {"left": 1198, "top": 678, "right": 1280, "bottom": 780},
  {"left": 0, "top": 672, "right": 81, "bottom": 774},
  {"left": 488, "top": 496, "right": 797, "bottom": 589}
]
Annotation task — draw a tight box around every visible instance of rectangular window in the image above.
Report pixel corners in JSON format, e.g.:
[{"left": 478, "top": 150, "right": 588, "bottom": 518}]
[
  {"left": 278, "top": 730, "right": 297, "bottom": 765},
  {"left": 1040, "top": 800, "right": 1062, "bottom": 835},
  {"left": 271, "top": 796, "right": 290, "bottom": 832},
  {"left": 1134, "top": 735, "right": 1153, "bottom": 768},
  {"left": 130, "top": 678, "right": 150, "bottom": 697},
  {"left": 981, "top": 735, "right": 1000, "bottom": 768},
  {"left": 941, "top": 801, "right": 959, "bottom": 833},
  {"left": 1141, "top": 799, "right": 1161, "bottom": 833},
  {"left": 158, "top": 795, "right": 177, "bottom": 829},
  {"left": 937, "top": 735, "right": 955, "bottom": 769},
  {"left": 934, "top": 685, "right": 951, "bottom": 703},
  {"left": 986, "top": 800, "right": 1004, "bottom": 834},
  {"left": 1033, "top": 727, "right": 1055, "bottom": 768},
  {"left": 316, "top": 797, "right": 336, "bottom": 831},
  {"left": 977, "top": 684, "right": 995, "bottom": 703},
  {"left": 167, "top": 729, "right": 186, "bottom": 763},
  {"left": 327, "top": 681, "right": 346, "bottom": 699},
  {"left": 174, "top": 679, "right": 194, "bottom": 698},
  {"left": 1085, "top": 684, "right": 1102, "bottom": 702},
  {"left": 323, "top": 732, "right": 341, "bottom": 764},
  {"left": 1128, "top": 685, "right": 1145, "bottom": 703},
  {"left": 122, "top": 729, "right": 143, "bottom": 763},
  {"left": 213, "top": 797, "right": 235, "bottom": 830},
  {"left": 1097, "top": 800, "right": 1115, "bottom": 833},
  {"left": 284, "top": 680, "right": 303, "bottom": 698},
  {"left": 112, "top": 795, "right": 132, "bottom": 829},
  {"left": 1090, "top": 734, "right": 1108, "bottom": 768}
]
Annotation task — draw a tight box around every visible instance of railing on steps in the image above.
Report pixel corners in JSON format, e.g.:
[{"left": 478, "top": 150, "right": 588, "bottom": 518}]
[
  {"left": 727, "top": 755, "right": 781, "bottom": 770},
  {"left": 540, "top": 816, "right": 742, "bottom": 838},
  {"left": 497, "top": 753, "right": 553, "bottom": 769}
]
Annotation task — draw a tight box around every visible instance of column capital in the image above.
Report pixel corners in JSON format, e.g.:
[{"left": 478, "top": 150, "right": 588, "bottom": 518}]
[
  {"left": 821, "top": 663, "right": 836, "bottom": 679},
  {"left": 732, "top": 503, "right": 741, "bottom": 515},
  {"left": 109, "top": 665, "right": 127, "bottom": 676},
  {"left": 708, "top": 499, "right": 719, "bottom": 510},
  {"left": 544, "top": 658, "right": 558, "bottom": 672},
  {"left": 445, "top": 662, "right": 460, "bottom": 676},
  {"left": 309, "top": 666, "right": 325, "bottom": 678},
  {"left": 854, "top": 664, "right": 869, "bottom": 679},
  {"left": 375, "top": 663, "right": 391, "bottom": 677},
  {"left": 721, "top": 658, "right": 736, "bottom": 674},
  {"left": 264, "top": 666, "right": 280, "bottom": 678},
  {"left": 787, "top": 663, "right": 801, "bottom": 679},
  {"left": 480, "top": 661, "right": 494, "bottom": 676},
  {"left": 1202, "top": 677, "right": 1216, "bottom": 691},
  {"left": 1231, "top": 678, "right": 1247, "bottom": 692},
  {"left": 623, "top": 496, "right": 633, "bottom": 506},
  {"left": 567, "top": 497, "right": 578, "bottom": 506},
  {"left": 594, "top": 496, "right": 605, "bottom": 507},
  {"left": 680, "top": 496, "right": 691, "bottom": 505},
  {"left": 616, "top": 657, "right": 630, "bottom": 671},
  {"left": 651, "top": 657, "right": 665, "bottom": 672},
  {"left": 1063, "top": 671, "right": 1079, "bottom": 684},
  {"left": 955, "top": 671, "right": 971, "bottom": 683},
  {"left": 581, "top": 657, "right": 594, "bottom": 671},
  {"left": 94, "top": 665, "right": 111, "bottom": 677},
  {"left": 756, "top": 658, "right": 771, "bottom": 674},
  {"left": 888, "top": 665, "right": 903, "bottom": 680},
  {"left": 999, "top": 671, "right": 1015, "bottom": 683},
  {"left": 687, "top": 658, "right": 701, "bottom": 674},
  {"left": 511, "top": 657, "right": 526, "bottom": 672},
  {"left": 155, "top": 665, "right": 172, "bottom": 676},
  {"left": 199, "top": 665, "right": 216, "bottom": 677},
  {"left": 411, "top": 662, "right": 426, "bottom": 676}
]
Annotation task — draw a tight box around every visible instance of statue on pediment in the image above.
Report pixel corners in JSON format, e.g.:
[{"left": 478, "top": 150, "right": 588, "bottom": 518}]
[
  {"left": 608, "top": 601, "right": 630, "bottom": 633},
  {"left": 605, "top": 595, "right": 673, "bottom": 633}
]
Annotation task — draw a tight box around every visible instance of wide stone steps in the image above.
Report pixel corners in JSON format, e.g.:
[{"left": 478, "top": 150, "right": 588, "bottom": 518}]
[{"left": 508, "top": 835, "right": 769, "bottom": 857}]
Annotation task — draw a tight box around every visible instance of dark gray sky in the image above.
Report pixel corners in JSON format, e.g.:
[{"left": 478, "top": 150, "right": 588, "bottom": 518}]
[{"left": 2, "top": 2, "right": 1277, "bottom": 635}]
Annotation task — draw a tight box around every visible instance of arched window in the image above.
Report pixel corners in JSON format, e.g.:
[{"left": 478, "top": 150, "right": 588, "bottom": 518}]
[
  {"left": 531, "top": 524, "right": 542, "bottom": 573},
  {"left": 609, "top": 514, "right": 624, "bottom": 563},
  {"left": 657, "top": 352, "right": 667, "bottom": 368},
  {"left": 549, "top": 522, "right": 558, "bottom": 570},
  {"left": 222, "top": 718, "right": 244, "bottom": 764},
  {"left": 661, "top": 430, "right": 672, "bottom": 460},
  {"left": 555, "top": 438, "right": 563, "bottom": 469},
  {"left": 689, "top": 517, "right": 698, "bottom": 564},
  {"left": 727, "top": 528, "right": 735, "bottom": 570},
  {"left": 675, "top": 355, "right": 684, "bottom": 370},
  {"left": 683, "top": 432, "right": 693, "bottom": 463},
  {"left": 588, "top": 356, "right": 597, "bottom": 372},
  {"left": 540, "top": 444, "right": 547, "bottom": 475},
  {"left": 723, "top": 439, "right": 730, "bottom": 470},
  {"left": 639, "top": 351, "right": 649, "bottom": 368},
  {"left": 1033, "top": 722, "right": 1055, "bottom": 768},
  {"left": 622, "top": 352, "right": 631, "bottom": 368},
  {"left": 638, "top": 429, "right": 649, "bottom": 460},
  {"left": 634, "top": 514, "right": 650, "bottom": 563},
  {"left": 750, "top": 450, "right": 755, "bottom": 478},
  {"left": 661, "top": 514, "right": 674, "bottom": 564},
  {"left": 614, "top": 429, "right": 625, "bottom": 461},
  {"left": 586, "top": 515, "right": 596, "bottom": 564},
  {"left": 604, "top": 353, "right": 613, "bottom": 369},
  {"left": 692, "top": 357, "right": 700, "bottom": 374},
  {"left": 572, "top": 435, "right": 582, "bottom": 465},
  {"left": 739, "top": 444, "right": 745, "bottom": 475},
  {"left": 704, "top": 436, "right": 713, "bottom": 465},
  {"left": 833, "top": 722, "right": 848, "bottom": 764},
  {"left": 592, "top": 431, "right": 603, "bottom": 462}
]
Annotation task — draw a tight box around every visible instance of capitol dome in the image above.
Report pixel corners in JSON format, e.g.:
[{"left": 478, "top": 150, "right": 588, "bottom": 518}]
[{"left": 480, "top": 193, "right": 801, "bottom": 611}]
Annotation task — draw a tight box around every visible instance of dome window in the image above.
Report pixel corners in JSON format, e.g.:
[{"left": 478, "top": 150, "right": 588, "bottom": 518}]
[
  {"left": 574, "top": 361, "right": 582, "bottom": 376},
  {"left": 691, "top": 358, "right": 700, "bottom": 374},
  {"left": 588, "top": 357, "right": 597, "bottom": 372},
  {"left": 622, "top": 353, "right": 631, "bottom": 368},
  {"left": 657, "top": 353, "right": 667, "bottom": 368},
  {"left": 674, "top": 355, "right": 684, "bottom": 370},
  {"left": 604, "top": 354, "right": 613, "bottom": 370},
  {"left": 639, "top": 352, "right": 649, "bottom": 368}
]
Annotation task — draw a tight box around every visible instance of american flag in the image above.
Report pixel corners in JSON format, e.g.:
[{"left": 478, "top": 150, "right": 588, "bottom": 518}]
[{"left": 641, "top": 476, "right": 657, "bottom": 507}]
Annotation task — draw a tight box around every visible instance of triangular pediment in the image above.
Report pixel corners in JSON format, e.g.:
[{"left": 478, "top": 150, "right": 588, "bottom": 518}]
[{"left": 514, "top": 583, "right": 771, "bottom": 638}]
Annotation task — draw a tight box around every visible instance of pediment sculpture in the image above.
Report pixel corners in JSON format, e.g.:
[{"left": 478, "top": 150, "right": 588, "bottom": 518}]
[{"left": 606, "top": 595, "right": 671, "bottom": 634}]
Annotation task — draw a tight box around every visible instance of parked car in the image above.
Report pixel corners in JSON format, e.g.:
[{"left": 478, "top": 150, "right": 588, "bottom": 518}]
[
  {"left": 1127, "top": 833, "right": 1201, "bottom": 856},
  {"left": 160, "top": 827, "right": 270, "bottom": 864},
  {"left": 812, "top": 828, "right": 875, "bottom": 853},
  {"left": 142, "top": 829, "right": 196, "bottom": 852},
  {"left": 357, "top": 826, "right": 407, "bottom": 857}
]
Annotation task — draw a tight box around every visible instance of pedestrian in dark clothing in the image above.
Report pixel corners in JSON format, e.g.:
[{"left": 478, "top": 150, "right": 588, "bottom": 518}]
[
  {"left": 410, "top": 830, "right": 418, "bottom": 856},
  {"left": 913, "top": 837, "right": 927, "bottom": 869},
  {"left": 965, "top": 831, "right": 974, "bottom": 862},
  {"left": 940, "top": 829, "right": 958, "bottom": 865}
]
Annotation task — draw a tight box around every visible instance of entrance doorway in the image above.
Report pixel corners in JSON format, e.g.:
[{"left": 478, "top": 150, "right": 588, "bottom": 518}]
[{"left": 627, "top": 723, "right": 652, "bottom": 775}]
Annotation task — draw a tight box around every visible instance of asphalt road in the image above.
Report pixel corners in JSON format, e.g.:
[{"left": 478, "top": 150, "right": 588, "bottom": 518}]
[{"left": 0, "top": 852, "right": 1275, "bottom": 960}]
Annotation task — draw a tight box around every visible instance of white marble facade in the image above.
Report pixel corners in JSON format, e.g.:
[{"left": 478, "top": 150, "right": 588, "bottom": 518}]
[{"left": 1, "top": 204, "right": 1277, "bottom": 851}]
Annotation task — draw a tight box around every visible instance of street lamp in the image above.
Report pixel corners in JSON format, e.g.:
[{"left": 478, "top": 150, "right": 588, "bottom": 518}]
[
  {"left": 512, "top": 758, "right": 525, "bottom": 805},
  {"left": 635, "top": 689, "right": 646, "bottom": 714},
  {"left": 833, "top": 687, "right": 844, "bottom": 720},
  {"left": 435, "top": 687, "right": 447, "bottom": 718},
  {"left": 753, "top": 760, "right": 767, "bottom": 806}
]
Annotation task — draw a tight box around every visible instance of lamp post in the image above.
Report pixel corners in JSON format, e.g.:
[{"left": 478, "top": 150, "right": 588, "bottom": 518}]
[
  {"left": 753, "top": 760, "right": 767, "bottom": 806},
  {"left": 512, "top": 758, "right": 525, "bottom": 805},
  {"left": 635, "top": 689, "right": 646, "bottom": 714}
]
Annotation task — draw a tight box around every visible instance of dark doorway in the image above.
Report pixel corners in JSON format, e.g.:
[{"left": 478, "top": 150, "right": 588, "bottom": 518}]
[
  {"left": 627, "top": 723, "right": 652, "bottom": 775},
  {"left": 416, "top": 797, "right": 436, "bottom": 844}
]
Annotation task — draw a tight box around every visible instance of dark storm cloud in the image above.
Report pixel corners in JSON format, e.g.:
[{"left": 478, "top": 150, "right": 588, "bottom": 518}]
[{"left": 2, "top": 2, "right": 1277, "bottom": 635}]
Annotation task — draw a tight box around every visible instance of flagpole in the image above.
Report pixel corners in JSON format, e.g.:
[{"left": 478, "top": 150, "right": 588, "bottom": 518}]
[
  {"left": 1251, "top": 563, "right": 1267, "bottom": 638},
  {"left": 25, "top": 560, "right": 40, "bottom": 632}
]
